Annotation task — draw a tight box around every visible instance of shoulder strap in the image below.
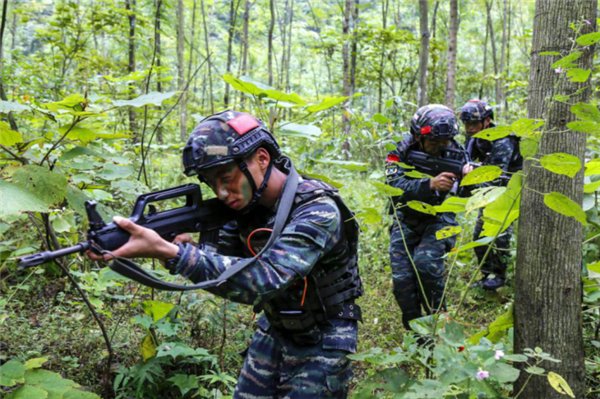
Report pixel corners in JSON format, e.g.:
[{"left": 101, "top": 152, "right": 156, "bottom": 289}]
[{"left": 108, "top": 166, "right": 300, "bottom": 291}]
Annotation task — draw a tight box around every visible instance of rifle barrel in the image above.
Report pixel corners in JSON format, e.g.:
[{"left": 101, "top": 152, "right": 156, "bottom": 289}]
[{"left": 18, "top": 242, "right": 90, "bottom": 269}]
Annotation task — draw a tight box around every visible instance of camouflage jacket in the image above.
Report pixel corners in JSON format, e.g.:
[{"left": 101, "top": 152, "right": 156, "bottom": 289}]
[
  {"left": 174, "top": 174, "right": 361, "bottom": 351},
  {"left": 386, "top": 135, "right": 468, "bottom": 225}
]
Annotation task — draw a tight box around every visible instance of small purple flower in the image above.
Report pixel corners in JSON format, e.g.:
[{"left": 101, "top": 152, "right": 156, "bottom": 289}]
[
  {"left": 476, "top": 370, "right": 490, "bottom": 381},
  {"left": 555, "top": 67, "right": 565, "bottom": 74},
  {"left": 584, "top": 19, "right": 592, "bottom": 25},
  {"left": 495, "top": 350, "right": 505, "bottom": 360}
]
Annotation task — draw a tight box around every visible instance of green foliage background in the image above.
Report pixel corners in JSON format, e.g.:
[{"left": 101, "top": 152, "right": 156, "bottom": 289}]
[{"left": 1, "top": 0, "right": 599, "bottom": 398}]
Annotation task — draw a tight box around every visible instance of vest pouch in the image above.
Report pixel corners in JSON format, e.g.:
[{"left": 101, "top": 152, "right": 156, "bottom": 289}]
[{"left": 277, "top": 309, "right": 318, "bottom": 333}]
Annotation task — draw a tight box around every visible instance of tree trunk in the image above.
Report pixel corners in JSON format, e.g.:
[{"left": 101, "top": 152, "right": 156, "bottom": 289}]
[
  {"left": 154, "top": 0, "right": 163, "bottom": 143},
  {"left": 479, "top": 7, "right": 490, "bottom": 99},
  {"left": 0, "top": 0, "right": 17, "bottom": 131},
  {"left": 377, "top": 0, "right": 388, "bottom": 113},
  {"left": 485, "top": 0, "right": 500, "bottom": 110},
  {"left": 430, "top": 0, "right": 439, "bottom": 99},
  {"left": 341, "top": 0, "right": 352, "bottom": 145},
  {"left": 200, "top": 0, "right": 214, "bottom": 113},
  {"left": 125, "top": 0, "right": 137, "bottom": 142},
  {"left": 238, "top": 0, "right": 250, "bottom": 107},
  {"left": 177, "top": 0, "right": 187, "bottom": 140},
  {"left": 444, "top": 0, "right": 458, "bottom": 109},
  {"left": 284, "top": 0, "right": 294, "bottom": 92},
  {"left": 267, "top": 0, "right": 275, "bottom": 86},
  {"left": 417, "top": 0, "right": 429, "bottom": 107},
  {"left": 514, "top": 1, "right": 596, "bottom": 398},
  {"left": 224, "top": 0, "right": 240, "bottom": 107},
  {"left": 498, "top": 0, "right": 508, "bottom": 114}
]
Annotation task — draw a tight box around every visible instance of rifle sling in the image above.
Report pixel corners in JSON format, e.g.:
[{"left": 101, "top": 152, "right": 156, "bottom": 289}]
[{"left": 109, "top": 166, "right": 300, "bottom": 291}]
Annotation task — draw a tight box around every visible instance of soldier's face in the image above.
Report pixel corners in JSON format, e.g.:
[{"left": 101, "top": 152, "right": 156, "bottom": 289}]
[
  {"left": 464, "top": 117, "right": 491, "bottom": 136},
  {"left": 201, "top": 162, "right": 254, "bottom": 211},
  {"left": 422, "top": 138, "right": 450, "bottom": 156}
]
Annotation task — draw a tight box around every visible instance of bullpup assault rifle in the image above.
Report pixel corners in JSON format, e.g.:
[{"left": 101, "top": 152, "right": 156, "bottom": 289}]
[
  {"left": 406, "top": 150, "right": 478, "bottom": 178},
  {"left": 18, "top": 184, "right": 230, "bottom": 269}
]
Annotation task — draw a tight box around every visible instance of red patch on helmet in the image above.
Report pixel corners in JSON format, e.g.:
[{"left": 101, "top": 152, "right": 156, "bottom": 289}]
[
  {"left": 227, "top": 114, "right": 260, "bottom": 135},
  {"left": 386, "top": 154, "right": 400, "bottom": 163},
  {"left": 420, "top": 126, "right": 432, "bottom": 135}
]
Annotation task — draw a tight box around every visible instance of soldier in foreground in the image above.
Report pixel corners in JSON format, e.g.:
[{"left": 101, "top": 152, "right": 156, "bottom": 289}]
[
  {"left": 385, "top": 104, "right": 471, "bottom": 330},
  {"left": 89, "top": 110, "right": 362, "bottom": 398},
  {"left": 460, "top": 99, "right": 522, "bottom": 290}
]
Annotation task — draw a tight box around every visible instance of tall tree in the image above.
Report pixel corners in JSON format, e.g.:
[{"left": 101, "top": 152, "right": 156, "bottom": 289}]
[
  {"left": 485, "top": 0, "right": 501, "bottom": 111},
  {"left": 514, "top": 1, "right": 597, "bottom": 398},
  {"left": 417, "top": 0, "right": 429, "bottom": 107},
  {"left": 224, "top": 0, "right": 240, "bottom": 107},
  {"left": 377, "top": 0, "right": 389, "bottom": 113},
  {"left": 267, "top": 0, "right": 275, "bottom": 86},
  {"left": 0, "top": 0, "right": 17, "bottom": 131},
  {"left": 176, "top": 0, "right": 186, "bottom": 140},
  {"left": 154, "top": 0, "right": 163, "bottom": 143},
  {"left": 444, "top": 0, "right": 458, "bottom": 108},
  {"left": 125, "top": 0, "right": 137, "bottom": 142},
  {"left": 201, "top": 0, "right": 214, "bottom": 113}
]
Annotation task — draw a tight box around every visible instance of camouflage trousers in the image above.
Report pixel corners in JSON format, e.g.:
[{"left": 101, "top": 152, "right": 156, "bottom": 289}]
[
  {"left": 389, "top": 221, "right": 456, "bottom": 330},
  {"left": 473, "top": 209, "right": 512, "bottom": 278},
  {"left": 234, "top": 325, "right": 352, "bottom": 398}
]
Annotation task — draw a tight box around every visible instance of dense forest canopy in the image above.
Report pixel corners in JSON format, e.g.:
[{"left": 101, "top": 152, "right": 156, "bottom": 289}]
[{"left": 1, "top": 0, "right": 599, "bottom": 398}]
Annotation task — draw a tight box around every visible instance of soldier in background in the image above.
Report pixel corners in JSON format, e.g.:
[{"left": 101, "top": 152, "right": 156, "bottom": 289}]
[
  {"left": 89, "top": 110, "right": 362, "bottom": 398},
  {"left": 460, "top": 99, "right": 523, "bottom": 291},
  {"left": 386, "top": 104, "right": 471, "bottom": 330}
]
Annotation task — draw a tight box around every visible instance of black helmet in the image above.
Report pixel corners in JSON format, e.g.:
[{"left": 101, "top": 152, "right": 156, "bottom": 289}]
[
  {"left": 182, "top": 110, "right": 281, "bottom": 213},
  {"left": 182, "top": 110, "right": 280, "bottom": 176},
  {"left": 459, "top": 99, "right": 494, "bottom": 122},
  {"left": 410, "top": 104, "right": 459, "bottom": 139}
]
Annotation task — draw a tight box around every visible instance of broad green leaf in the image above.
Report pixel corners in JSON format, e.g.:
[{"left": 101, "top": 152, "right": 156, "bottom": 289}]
[
  {"left": 585, "top": 159, "right": 600, "bottom": 176},
  {"left": 156, "top": 342, "right": 210, "bottom": 359},
  {"left": 168, "top": 374, "right": 199, "bottom": 396},
  {"left": 12, "top": 165, "right": 68, "bottom": 206},
  {"left": 451, "top": 237, "right": 495, "bottom": 255},
  {"left": 142, "top": 300, "right": 175, "bottom": 322},
  {"left": 0, "top": 359, "right": 26, "bottom": 386},
  {"left": 373, "top": 113, "right": 391, "bottom": 124},
  {"left": 6, "top": 385, "right": 48, "bottom": 399},
  {"left": 404, "top": 170, "right": 432, "bottom": 178},
  {"left": 60, "top": 146, "right": 103, "bottom": 161},
  {"left": 43, "top": 94, "right": 86, "bottom": 112},
  {"left": 65, "top": 185, "right": 93, "bottom": 217},
  {"left": 467, "top": 304, "right": 513, "bottom": 344},
  {"left": 98, "top": 164, "right": 134, "bottom": 181},
  {"left": 540, "top": 152, "right": 581, "bottom": 178},
  {"left": 24, "top": 357, "right": 48, "bottom": 370},
  {"left": 306, "top": 96, "right": 349, "bottom": 113},
  {"left": 63, "top": 390, "right": 101, "bottom": 399},
  {"left": 510, "top": 118, "right": 544, "bottom": 138},
  {"left": 584, "top": 179, "right": 600, "bottom": 193},
  {"left": 547, "top": 372, "right": 575, "bottom": 398},
  {"left": 571, "top": 103, "right": 600, "bottom": 123},
  {"left": 141, "top": 333, "right": 157, "bottom": 361},
  {"left": 262, "top": 88, "right": 306, "bottom": 105},
  {"left": 576, "top": 31, "right": 600, "bottom": 46},
  {"left": 567, "top": 120, "right": 600, "bottom": 135},
  {"left": 465, "top": 186, "right": 506, "bottom": 213},
  {"left": 587, "top": 261, "right": 600, "bottom": 274},
  {"left": 434, "top": 197, "right": 468, "bottom": 213},
  {"left": 481, "top": 174, "right": 522, "bottom": 237},
  {"left": 407, "top": 200, "right": 437, "bottom": 215},
  {"left": 222, "top": 73, "right": 263, "bottom": 96},
  {"left": 551, "top": 51, "right": 582, "bottom": 69},
  {"left": 520, "top": 137, "right": 540, "bottom": 158},
  {"left": 539, "top": 51, "right": 561, "bottom": 56},
  {"left": 526, "top": 366, "right": 545, "bottom": 375},
  {"left": 0, "top": 181, "right": 52, "bottom": 217},
  {"left": 311, "top": 158, "right": 368, "bottom": 171},
  {"left": 0, "top": 121, "right": 23, "bottom": 146},
  {"left": 278, "top": 122, "right": 321, "bottom": 140},
  {"left": 460, "top": 165, "right": 503, "bottom": 186},
  {"left": 298, "top": 171, "right": 344, "bottom": 188},
  {"left": 0, "top": 100, "right": 29, "bottom": 114},
  {"left": 370, "top": 181, "right": 404, "bottom": 196},
  {"left": 543, "top": 192, "right": 587, "bottom": 225},
  {"left": 566, "top": 68, "right": 591, "bottom": 83},
  {"left": 51, "top": 211, "right": 75, "bottom": 233},
  {"left": 112, "top": 91, "right": 176, "bottom": 108},
  {"left": 356, "top": 207, "right": 382, "bottom": 225},
  {"left": 435, "top": 225, "right": 462, "bottom": 240},
  {"left": 488, "top": 362, "right": 520, "bottom": 383},
  {"left": 472, "top": 126, "right": 511, "bottom": 141},
  {"left": 60, "top": 125, "right": 96, "bottom": 143}
]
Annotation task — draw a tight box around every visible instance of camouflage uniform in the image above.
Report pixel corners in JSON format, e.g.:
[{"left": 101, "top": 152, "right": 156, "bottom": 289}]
[
  {"left": 462, "top": 101, "right": 522, "bottom": 284},
  {"left": 174, "top": 175, "right": 362, "bottom": 398},
  {"left": 386, "top": 135, "right": 466, "bottom": 329}
]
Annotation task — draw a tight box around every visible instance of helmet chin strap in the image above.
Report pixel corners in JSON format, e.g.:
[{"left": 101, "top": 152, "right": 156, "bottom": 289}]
[{"left": 236, "top": 159, "right": 274, "bottom": 214}]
